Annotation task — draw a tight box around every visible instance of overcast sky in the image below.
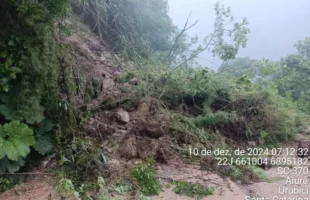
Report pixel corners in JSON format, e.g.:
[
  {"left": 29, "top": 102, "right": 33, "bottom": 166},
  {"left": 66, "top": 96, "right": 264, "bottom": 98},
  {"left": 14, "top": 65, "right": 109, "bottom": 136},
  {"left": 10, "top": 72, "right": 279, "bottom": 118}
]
[{"left": 168, "top": 0, "right": 310, "bottom": 69}]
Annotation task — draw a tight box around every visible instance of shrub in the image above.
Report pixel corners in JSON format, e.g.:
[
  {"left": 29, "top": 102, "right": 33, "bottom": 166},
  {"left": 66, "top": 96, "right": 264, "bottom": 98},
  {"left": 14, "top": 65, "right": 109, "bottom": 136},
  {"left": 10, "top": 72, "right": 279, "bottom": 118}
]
[{"left": 131, "top": 157, "right": 161, "bottom": 196}]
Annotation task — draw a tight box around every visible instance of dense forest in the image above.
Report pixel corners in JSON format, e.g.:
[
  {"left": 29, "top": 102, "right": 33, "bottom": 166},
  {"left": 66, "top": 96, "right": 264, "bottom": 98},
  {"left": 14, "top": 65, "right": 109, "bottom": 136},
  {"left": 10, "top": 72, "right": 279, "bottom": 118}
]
[{"left": 0, "top": 0, "right": 309, "bottom": 199}]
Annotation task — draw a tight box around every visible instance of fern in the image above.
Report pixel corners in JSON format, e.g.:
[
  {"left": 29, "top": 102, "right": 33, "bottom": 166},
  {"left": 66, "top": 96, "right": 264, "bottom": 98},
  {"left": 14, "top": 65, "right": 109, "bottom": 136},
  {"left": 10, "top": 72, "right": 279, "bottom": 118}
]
[{"left": 0, "top": 121, "right": 35, "bottom": 161}]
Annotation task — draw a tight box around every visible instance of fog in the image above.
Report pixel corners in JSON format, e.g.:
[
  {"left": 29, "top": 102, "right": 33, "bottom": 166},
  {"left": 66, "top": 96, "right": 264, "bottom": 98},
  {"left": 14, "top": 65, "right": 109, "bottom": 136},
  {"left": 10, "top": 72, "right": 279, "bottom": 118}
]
[{"left": 168, "top": 0, "right": 310, "bottom": 69}]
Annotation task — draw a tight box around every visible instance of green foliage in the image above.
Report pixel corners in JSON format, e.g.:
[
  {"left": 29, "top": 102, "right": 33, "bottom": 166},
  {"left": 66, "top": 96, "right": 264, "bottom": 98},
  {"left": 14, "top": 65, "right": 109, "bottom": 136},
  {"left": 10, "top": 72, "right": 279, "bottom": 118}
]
[
  {"left": 54, "top": 175, "right": 123, "bottom": 200},
  {"left": 0, "top": 0, "right": 73, "bottom": 175},
  {"left": 173, "top": 181, "right": 214, "bottom": 199},
  {"left": 139, "top": 60, "right": 304, "bottom": 146},
  {"left": 33, "top": 134, "right": 54, "bottom": 156},
  {"left": 131, "top": 157, "right": 161, "bottom": 196},
  {"left": 154, "top": 67, "right": 217, "bottom": 107},
  {"left": 117, "top": 71, "right": 136, "bottom": 83},
  {"left": 33, "top": 119, "right": 54, "bottom": 155},
  {"left": 219, "top": 57, "right": 259, "bottom": 78},
  {"left": 210, "top": 3, "right": 250, "bottom": 61},
  {"left": 0, "top": 175, "right": 20, "bottom": 192},
  {"left": 59, "top": 138, "right": 107, "bottom": 183},
  {"left": 73, "top": 1, "right": 249, "bottom": 65},
  {"left": 56, "top": 178, "right": 81, "bottom": 200},
  {"left": 0, "top": 38, "right": 24, "bottom": 92},
  {"left": 217, "top": 38, "right": 310, "bottom": 115},
  {"left": 74, "top": 0, "right": 176, "bottom": 59},
  {"left": 0, "top": 157, "right": 26, "bottom": 173},
  {"left": 137, "top": 194, "right": 152, "bottom": 200},
  {"left": 0, "top": 92, "right": 45, "bottom": 124},
  {"left": 192, "top": 111, "right": 238, "bottom": 127},
  {"left": 0, "top": 121, "right": 35, "bottom": 161},
  {"left": 295, "top": 37, "right": 310, "bottom": 59}
]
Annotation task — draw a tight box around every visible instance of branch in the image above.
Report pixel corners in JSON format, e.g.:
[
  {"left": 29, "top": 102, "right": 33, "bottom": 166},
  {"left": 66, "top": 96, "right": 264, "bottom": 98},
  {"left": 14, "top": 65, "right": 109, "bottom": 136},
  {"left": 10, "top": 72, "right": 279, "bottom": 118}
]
[
  {"left": 173, "top": 31, "right": 216, "bottom": 71},
  {"left": 163, "top": 11, "right": 198, "bottom": 63}
]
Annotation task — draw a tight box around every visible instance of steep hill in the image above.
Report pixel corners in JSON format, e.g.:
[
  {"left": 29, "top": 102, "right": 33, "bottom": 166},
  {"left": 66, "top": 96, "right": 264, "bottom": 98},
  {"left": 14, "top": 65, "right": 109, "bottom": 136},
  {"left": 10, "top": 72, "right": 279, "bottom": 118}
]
[{"left": 0, "top": 1, "right": 309, "bottom": 200}]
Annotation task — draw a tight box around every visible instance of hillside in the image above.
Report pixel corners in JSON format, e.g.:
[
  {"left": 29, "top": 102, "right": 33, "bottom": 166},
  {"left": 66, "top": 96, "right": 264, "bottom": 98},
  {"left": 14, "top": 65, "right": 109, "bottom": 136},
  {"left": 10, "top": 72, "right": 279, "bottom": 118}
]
[{"left": 0, "top": 1, "right": 309, "bottom": 200}]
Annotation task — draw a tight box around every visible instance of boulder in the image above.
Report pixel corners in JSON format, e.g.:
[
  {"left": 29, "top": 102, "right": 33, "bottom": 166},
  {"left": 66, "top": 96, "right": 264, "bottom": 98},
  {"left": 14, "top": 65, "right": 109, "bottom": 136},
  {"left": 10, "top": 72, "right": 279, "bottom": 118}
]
[
  {"left": 115, "top": 109, "right": 130, "bottom": 124},
  {"left": 102, "top": 78, "right": 115, "bottom": 90}
]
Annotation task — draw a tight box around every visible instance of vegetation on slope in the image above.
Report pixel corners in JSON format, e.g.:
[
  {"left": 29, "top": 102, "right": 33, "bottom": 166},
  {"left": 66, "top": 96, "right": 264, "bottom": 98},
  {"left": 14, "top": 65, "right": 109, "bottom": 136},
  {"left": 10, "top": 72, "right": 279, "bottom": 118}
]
[{"left": 0, "top": 0, "right": 309, "bottom": 199}]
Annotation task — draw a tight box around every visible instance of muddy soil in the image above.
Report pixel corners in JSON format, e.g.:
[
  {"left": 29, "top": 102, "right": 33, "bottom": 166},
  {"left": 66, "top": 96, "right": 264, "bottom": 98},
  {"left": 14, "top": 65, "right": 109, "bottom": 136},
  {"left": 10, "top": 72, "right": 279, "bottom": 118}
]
[
  {"left": 1, "top": 136, "right": 309, "bottom": 200},
  {"left": 238, "top": 134, "right": 310, "bottom": 200},
  {"left": 153, "top": 164, "right": 246, "bottom": 200},
  {"left": 153, "top": 133, "right": 310, "bottom": 200},
  {"left": 0, "top": 174, "right": 59, "bottom": 200}
]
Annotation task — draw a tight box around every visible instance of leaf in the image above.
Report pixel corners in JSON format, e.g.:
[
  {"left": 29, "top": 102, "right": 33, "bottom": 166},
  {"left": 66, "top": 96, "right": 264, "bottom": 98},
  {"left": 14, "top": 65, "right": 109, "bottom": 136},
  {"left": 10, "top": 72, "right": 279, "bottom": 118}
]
[
  {"left": 22, "top": 96, "right": 45, "bottom": 124},
  {"left": 0, "top": 104, "right": 17, "bottom": 120},
  {"left": 0, "top": 51, "right": 8, "bottom": 58},
  {"left": 0, "top": 157, "right": 25, "bottom": 173},
  {"left": 7, "top": 159, "right": 25, "bottom": 173},
  {"left": 8, "top": 40, "right": 15, "bottom": 47},
  {"left": 0, "top": 93, "right": 44, "bottom": 124},
  {"left": 2, "top": 85, "right": 8, "bottom": 92},
  {"left": 0, "top": 137, "right": 5, "bottom": 160},
  {"left": 0, "top": 94, "right": 19, "bottom": 120},
  {"left": 11, "top": 67, "right": 22, "bottom": 73},
  {"left": 35, "top": 119, "right": 53, "bottom": 136},
  {"left": 0, "top": 121, "right": 35, "bottom": 161},
  {"left": 0, "top": 157, "right": 9, "bottom": 173},
  {"left": 33, "top": 134, "right": 54, "bottom": 155}
]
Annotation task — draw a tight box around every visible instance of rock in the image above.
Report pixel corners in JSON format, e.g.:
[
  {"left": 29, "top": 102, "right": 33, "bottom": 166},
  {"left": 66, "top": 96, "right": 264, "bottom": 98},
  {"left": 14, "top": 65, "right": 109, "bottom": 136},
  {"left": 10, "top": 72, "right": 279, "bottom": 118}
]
[
  {"left": 137, "top": 102, "right": 149, "bottom": 113},
  {"left": 119, "top": 130, "right": 127, "bottom": 135},
  {"left": 102, "top": 78, "right": 115, "bottom": 90},
  {"left": 119, "top": 63, "right": 126, "bottom": 70},
  {"left": 104, "top": 159, "right": 121, "bottom": 171},
  {"left": 115, "top": 109, "right": 130, "bottom": 124},
  {"left": 155, "top": 165, "right": 163, "bottom": 171},
  {"left": 133, "top": 122, "right": 164, "bottom": 139},
  {"left": 84, "top": 118, "right": 97, "bottom": 134},
  {"left": 112, "top": 129, "right": 127, "bottom": 137},
  {"left": 113, "top": 71, "right": 122, "bottom": 77},
  {"left": 248, "top": 141, "right": 257, "bottom": 147},
  {"left": 119, "top": 135, "right": 137, "bottom": 159},
  {"left": 129, "top": 78, "right": 139, "bottom": 85}
]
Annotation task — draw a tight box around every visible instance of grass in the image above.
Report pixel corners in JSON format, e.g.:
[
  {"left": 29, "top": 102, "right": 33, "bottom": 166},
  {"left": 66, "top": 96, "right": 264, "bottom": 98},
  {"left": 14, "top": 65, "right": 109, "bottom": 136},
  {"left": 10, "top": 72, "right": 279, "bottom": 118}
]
[{"left": 173, "top": 181, "right": 215, "bottom": 199}]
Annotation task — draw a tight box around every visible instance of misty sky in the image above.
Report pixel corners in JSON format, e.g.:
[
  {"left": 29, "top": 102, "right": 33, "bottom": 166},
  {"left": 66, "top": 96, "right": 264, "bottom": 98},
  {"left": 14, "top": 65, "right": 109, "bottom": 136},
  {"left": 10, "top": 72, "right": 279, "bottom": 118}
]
[{"left": 168, "top": 0, "right": 310, "bottom": 69}]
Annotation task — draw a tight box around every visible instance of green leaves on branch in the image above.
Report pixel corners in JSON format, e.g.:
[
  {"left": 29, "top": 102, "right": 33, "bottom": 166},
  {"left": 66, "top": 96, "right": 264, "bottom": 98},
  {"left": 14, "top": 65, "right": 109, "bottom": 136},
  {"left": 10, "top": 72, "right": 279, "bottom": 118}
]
[
  {"left": 0, "top": 121, "right": 35, "bottom": 161},
  {"left": 0, "top": 38, "right": 25, "bottom": 92},
  {"left": 210, "top": 3, "right": 250, "bottom": 61}
]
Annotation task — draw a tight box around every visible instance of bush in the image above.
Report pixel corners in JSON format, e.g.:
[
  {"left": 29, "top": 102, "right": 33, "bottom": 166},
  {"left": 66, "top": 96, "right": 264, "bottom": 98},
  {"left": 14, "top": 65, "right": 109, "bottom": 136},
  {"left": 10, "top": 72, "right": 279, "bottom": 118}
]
[{"left": 131, "top": 157, "right": 161, "bottom": 196}]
